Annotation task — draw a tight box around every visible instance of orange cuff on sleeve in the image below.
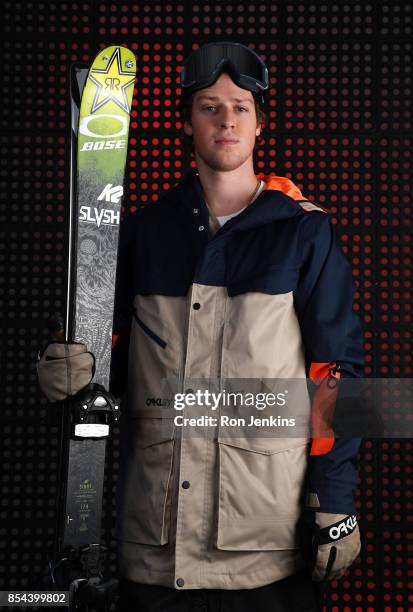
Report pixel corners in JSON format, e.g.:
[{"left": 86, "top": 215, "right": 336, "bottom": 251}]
[{"left": 309, "top": 362, "right": 341, "bottom": 456}]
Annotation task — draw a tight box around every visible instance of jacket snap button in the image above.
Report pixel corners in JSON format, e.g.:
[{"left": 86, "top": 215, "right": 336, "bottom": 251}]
[
  {"left": 193, "top": 208, "right": 199, "bottom": 213},
  {"left": 182, "top": 480, "right": 190, "bottom": 489},
  {"left": 176, "top": 578, "right": 185, "bottom": 587},
  {"left": 193, "top": 302, "right": 201, "bottom": 310},
  {"left": 198, "top": 225, "right": 205, "bottom": 231}
]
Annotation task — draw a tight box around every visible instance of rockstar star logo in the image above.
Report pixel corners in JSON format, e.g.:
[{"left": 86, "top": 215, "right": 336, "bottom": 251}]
[{"left": 89, "top": 47, "right": 135, "bottom": 113}]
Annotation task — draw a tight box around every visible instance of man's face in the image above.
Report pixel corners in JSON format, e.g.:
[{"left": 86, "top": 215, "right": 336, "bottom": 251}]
[{"left": 183, "top": 72, "right": 261, "bottom": 172}]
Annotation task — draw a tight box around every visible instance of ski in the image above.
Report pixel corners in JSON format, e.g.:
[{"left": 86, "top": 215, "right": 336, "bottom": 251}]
[{"left": 44, "top": 46, "right": 136, "bottom": 610}]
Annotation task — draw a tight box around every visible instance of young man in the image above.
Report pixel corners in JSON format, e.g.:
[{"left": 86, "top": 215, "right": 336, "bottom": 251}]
[{"left": 38, "top": 42, "right": 364, "bottom": 611}]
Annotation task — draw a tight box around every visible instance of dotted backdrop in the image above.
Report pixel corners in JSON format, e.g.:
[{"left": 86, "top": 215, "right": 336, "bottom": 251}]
[{"left": 0, "top": 2, "right": 412, "bottom": 611}]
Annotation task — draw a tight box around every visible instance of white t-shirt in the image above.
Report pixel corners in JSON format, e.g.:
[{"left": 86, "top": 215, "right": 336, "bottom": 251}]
[
  {"left": 216, "top": 206, "right": 247, "bottom": 226},
  {"left": 215, "top": 180, "right": 265, "bottom": 227}
]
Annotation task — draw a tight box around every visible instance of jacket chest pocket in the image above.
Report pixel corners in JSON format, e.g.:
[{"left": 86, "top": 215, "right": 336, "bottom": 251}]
[
  {"left": 219, "top": 291, "right": 304, "bottom": 379},
  {"left": 130, "top": 304, "right": 183, "bottom": 371},
  {"left": 128, "top": 307, "right": 183, "bottom": 412},
  {"left": 115, "top": 416, "right": 175, "bottom": 546},
  {"left": 216, "top": 434, "right": 309, "bottom": 551},
  {"left": 133, "top": 310, "right": 167, "bottom": 349}
]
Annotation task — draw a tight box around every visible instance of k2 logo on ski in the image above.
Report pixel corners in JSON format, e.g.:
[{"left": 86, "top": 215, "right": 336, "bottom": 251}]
[
  {"left": 79, "top": 206, "right": 120, "bottom": 228},
  {"left": 98, "top": 184, "right": 123, "bottom": 204}
]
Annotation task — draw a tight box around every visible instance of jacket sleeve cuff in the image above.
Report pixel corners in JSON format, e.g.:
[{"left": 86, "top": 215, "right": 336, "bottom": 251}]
[{"left": 304, "top": 436, "right": 362, "bottom": 515}]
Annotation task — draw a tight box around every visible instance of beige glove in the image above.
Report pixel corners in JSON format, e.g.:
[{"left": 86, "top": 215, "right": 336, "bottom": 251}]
[
  {"left": 37, "top": 342, "right": 95, "bottom": 402},
  {"left": 311, "top": 512, "right": 361, "bottom": 581}
]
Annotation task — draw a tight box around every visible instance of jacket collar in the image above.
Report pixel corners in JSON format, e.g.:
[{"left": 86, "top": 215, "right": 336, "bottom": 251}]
[{"left": 170, "top": 168, "right": 309, "bottom": 234}]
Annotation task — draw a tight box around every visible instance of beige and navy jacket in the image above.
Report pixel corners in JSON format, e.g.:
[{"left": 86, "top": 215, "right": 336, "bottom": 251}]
[{"left": 110, "top": 168, "right": 364, "bottom": 589}]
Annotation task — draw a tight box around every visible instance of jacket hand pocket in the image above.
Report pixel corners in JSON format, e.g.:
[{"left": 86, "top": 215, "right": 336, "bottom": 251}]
[
  {"left": 128, "top": 309, "right": 182, "bottom": 411},
  {"left": 133, "top": 310, "right": 167, "bottom": 348},
  {"left": 216, "top": 435, "right": 308, "bottom": 551},
  {"left": 116, "top": 416, "right": 175, "bottom": 546}
]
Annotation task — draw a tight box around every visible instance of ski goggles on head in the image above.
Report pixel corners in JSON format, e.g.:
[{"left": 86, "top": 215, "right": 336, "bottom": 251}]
[{"left": 180, "top": 42, "right": 269, "bottom": 110}]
